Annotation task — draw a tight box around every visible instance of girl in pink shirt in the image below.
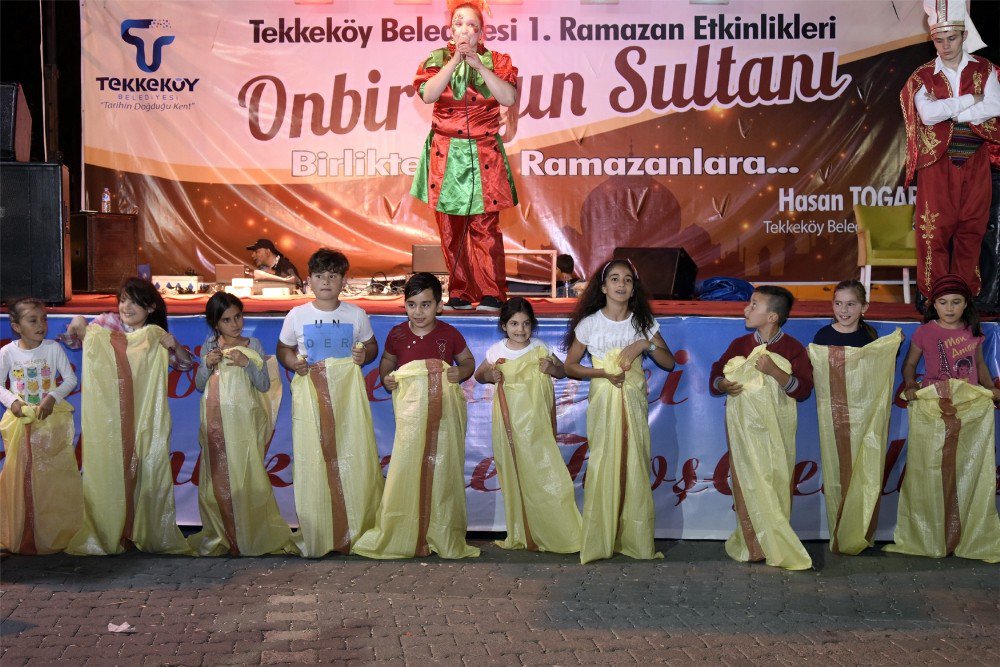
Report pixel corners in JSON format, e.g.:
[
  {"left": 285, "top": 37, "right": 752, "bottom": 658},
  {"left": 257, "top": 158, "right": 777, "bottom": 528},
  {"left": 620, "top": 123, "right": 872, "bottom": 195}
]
[{"left": 902, "top": 274, "right": 1000, "bottom": 401}]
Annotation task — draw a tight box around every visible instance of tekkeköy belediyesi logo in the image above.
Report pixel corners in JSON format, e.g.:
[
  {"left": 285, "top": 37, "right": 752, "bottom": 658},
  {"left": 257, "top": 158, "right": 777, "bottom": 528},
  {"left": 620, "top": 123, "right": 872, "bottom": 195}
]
[{"left": 120, "top": 18, "right": 175, "bottom": 73}]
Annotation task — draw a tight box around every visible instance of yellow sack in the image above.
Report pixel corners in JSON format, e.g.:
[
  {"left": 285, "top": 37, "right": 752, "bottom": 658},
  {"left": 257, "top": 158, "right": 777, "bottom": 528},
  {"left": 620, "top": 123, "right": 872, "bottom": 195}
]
[
  {"left": 492, "top": 346, "right": 581, "bottom": 553},
  {"left": 885, "top": 379, "right": 1000, "bottom": 562},
  {"left": 290, "top": 356, "right": 384, "bottom": 558},
  {"left": 67, "top": 324, "right": 190, "bottom": 555},
  {"left": 723, "top": 345, "right": 811, "bottom": 570},
  {"left": 0, "top": 403, "right": 82, "bottom": 554},
  {"left": 808, "top": 330, "right": 903, "bottom": 555},
  {"left": 353, "top": 359, "right": 479, "bottom": 559},
  {"left": 580, "top": 350, "right": 662, "bottom": 564},
  {"left": 188, "top": 349, "right": 296, "bottom": 557}
]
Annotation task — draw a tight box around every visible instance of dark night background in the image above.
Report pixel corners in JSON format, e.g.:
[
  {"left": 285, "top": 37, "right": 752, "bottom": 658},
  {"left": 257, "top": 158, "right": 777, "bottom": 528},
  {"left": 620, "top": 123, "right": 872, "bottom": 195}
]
[{"left": 2, "top": 0, "right": 999, "bottom": 214}]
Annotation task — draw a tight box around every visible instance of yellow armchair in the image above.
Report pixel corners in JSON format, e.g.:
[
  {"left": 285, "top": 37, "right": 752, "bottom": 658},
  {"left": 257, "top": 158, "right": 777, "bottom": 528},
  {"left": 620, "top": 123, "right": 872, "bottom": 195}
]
[{"left": 854, "top": 204, "right": 917, "bottom": 304}]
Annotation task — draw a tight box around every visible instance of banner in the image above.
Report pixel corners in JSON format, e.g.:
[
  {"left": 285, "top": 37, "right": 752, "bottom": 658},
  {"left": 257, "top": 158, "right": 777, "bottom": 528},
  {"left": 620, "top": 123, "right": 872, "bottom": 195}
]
[
  {"left": 82, "top": 0, "right": 931, "bottom": 281},
  {"left": 2, "top": 314, "right": 998, "bottom": 539}
]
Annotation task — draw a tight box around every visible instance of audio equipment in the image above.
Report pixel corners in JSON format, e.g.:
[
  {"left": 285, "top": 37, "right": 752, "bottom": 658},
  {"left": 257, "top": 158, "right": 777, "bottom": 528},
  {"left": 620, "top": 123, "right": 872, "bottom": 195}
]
[
  {"left": 0, "top": 163, "right": 71, "bottom": 303},
  {"left": 70, "top": 213, "right": 139, "bottom": 292},
  {"left": 0, "top": 82, "right": 32, "bottom": 161}
]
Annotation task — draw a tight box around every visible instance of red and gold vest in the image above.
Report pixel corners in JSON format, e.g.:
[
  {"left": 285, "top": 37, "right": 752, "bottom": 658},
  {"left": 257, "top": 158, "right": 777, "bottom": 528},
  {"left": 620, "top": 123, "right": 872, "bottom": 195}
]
[{"left": 900, "top": 56, "right": 1000, "bottom": 185}]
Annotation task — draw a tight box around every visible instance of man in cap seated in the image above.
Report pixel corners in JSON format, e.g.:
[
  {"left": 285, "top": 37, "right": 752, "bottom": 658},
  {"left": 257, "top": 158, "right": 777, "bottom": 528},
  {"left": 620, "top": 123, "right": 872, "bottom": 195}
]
[{"left": 246, "top": 238, "right": 302, "bottom": 289}]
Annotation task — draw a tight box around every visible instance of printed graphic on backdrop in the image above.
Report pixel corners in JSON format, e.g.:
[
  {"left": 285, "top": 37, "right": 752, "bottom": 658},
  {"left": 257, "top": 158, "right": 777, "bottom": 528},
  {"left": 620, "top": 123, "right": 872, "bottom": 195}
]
[{"left": 81, "top": 0, "right": 931, "bottom": 280}]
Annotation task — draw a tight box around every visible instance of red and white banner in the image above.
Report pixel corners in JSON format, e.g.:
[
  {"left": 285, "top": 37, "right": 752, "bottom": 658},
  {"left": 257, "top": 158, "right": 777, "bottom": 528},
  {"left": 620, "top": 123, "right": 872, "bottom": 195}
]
[{"left": 82, "top": 0, "right": 930, "bottom": 280}]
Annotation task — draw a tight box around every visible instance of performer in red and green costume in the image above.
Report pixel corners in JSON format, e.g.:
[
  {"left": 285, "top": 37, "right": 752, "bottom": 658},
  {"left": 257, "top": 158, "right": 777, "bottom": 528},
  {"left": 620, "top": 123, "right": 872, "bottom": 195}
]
[
  {"left": 410, "top": 0, "right": 518, "bottom": 312},
  {"left": 900, "top": 0, "right": 1000, "bottom": 299}
]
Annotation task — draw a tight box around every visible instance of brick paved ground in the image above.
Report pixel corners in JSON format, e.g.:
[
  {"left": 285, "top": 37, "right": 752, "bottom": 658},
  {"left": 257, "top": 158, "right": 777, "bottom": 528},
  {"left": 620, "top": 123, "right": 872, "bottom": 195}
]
[{"left": 1, "top": 539, "right": 997, "bottom": 665}]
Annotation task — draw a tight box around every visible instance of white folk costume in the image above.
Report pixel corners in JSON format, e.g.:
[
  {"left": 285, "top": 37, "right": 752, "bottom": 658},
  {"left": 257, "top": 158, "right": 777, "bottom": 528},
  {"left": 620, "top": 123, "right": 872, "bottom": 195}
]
[
  {"left": 900, "top": 0, "right": 1000, "bottom": 296},
  {"left": 808, "top": 330, "right": 903, "bottom": 555}
]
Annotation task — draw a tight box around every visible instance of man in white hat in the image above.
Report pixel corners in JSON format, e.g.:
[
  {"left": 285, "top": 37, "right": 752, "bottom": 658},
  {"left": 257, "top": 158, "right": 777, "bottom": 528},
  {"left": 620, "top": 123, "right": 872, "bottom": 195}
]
[{"left": 901, "top": 0, "right": 1000, "bottom": 299}]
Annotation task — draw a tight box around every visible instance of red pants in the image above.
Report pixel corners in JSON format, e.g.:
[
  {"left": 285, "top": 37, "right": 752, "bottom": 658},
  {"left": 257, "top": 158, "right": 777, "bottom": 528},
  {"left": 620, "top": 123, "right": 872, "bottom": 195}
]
[
  {"left": 435, "top": 211, "right": 506, "bottom": 302},
  {"left": 915, "top": 147, "right": 991, "bottom": 296}
]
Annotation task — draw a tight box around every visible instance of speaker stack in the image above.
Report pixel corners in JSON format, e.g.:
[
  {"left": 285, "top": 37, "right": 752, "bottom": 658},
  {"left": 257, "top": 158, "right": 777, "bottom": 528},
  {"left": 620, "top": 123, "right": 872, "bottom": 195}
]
[
  {"left": 0, "top": 82, "right": 73, "bottom": 304},
  {"left": 0, "top": 83, "right": 32, "bottom": 162}
]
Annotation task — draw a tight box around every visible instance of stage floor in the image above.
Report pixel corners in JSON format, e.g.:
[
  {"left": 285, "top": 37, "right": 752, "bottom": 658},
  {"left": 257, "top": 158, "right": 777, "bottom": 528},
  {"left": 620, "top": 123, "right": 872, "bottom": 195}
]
[{"left": 37, "top": 292, "right": 932, "bottom": 320}]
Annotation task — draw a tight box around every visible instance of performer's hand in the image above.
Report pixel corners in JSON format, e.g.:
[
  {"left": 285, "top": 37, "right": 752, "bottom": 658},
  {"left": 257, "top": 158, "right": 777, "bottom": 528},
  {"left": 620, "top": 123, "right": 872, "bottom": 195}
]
[
  {"left": 464, "top": 51, "right": 484, "bottom": 71},
  {"left": 382, "top": 374, "right": 398, "bottom": 391},
  {"left": 718, "top": 379, "right": 743, "bottom": 396},
  {"left": 292, "top": 355, "right": 310, "bottom": 377},
  {"left": 224, "top": 348, "right": 250, "bottom": 368},
  {"left": 204, "top": 347, "right": 223, "bottom": 370},
  {"left": 538, "top": 357, "right": 556, "bottom": 377},
  {"left": 10, "top": 399, "right": 25, "bottom": 418},
  {"left": 604, "top": 369, "right": 626, "bottom": 387},
  {"left": 491, "top": 366, "right": 503, "bottom": 383},
  {"left": 446, "top": 365, "right": 462, "bottom": 384},
  {"left": 973, "top": 94, "right": 985, "bottom": 105},
  {"left": 903, "top": 382, "right": 919, "bottom": 402},
  {"left": 989, "top": 386, "right": 1000, "bottom": 403},
  {"left": 36, "top": 395, "right": 56, "bottom": 421}
]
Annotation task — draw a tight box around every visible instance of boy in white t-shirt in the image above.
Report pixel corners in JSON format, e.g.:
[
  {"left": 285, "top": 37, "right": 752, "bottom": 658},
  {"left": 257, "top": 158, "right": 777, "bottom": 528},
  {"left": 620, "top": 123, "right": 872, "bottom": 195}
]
[
  {"left": 275, "top": 248, "right": 383, "bottom": 557},
  {"left": 277, "top": 249, "right": 377, "bottom": 370}
]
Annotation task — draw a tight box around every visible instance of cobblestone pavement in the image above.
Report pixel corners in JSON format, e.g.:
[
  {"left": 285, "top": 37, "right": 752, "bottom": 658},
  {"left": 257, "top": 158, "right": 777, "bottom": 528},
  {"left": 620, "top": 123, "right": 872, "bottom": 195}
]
[{"left": 1, "top": 539, "right": 997, "bottom": 666}]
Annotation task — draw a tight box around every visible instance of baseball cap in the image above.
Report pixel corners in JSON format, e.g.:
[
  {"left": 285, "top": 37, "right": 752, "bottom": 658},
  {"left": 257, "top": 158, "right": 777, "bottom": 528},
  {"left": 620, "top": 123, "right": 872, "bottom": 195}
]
[{"left": 246, "top": 238, "right": 279, "bottom": 253}]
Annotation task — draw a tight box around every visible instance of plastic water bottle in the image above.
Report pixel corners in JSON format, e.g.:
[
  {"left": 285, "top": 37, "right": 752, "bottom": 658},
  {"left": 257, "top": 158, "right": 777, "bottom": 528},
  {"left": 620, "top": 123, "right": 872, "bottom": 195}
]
[{"left": 100, "top": 187, "right": 112, "bottom": 213}]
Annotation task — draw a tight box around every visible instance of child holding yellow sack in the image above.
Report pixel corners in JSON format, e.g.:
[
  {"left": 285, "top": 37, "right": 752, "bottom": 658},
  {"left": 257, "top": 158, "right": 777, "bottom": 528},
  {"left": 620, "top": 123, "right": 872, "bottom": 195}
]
[
  {"left": 64, "top": 277, "right": 192, "bottom": 555},
  {"left": 276, "top": 249, "right": 383, "bottom": 558},
  {"left": 809, "top": 280, "right": 902, "bottom": 555},
  {"left": 0, "top": 298, "right": 81, "bottom": 554},
  {"left": 709, "top": 286, "right": 813, "bottom": 570},
  {"left": 563, "top": 258, "right": 675, "bottom": 564},
  {"left": 888, "top": 274, "right": 1000, "bottom": 562},
  {"left": 188, "top": 293, "right": 295, "bottom": 557},
  {"left": 474, "top": 297, "right": 581, "bottom": 553},
  {"left": 353, "top": 273, "right": 479, "bottom": 559}
]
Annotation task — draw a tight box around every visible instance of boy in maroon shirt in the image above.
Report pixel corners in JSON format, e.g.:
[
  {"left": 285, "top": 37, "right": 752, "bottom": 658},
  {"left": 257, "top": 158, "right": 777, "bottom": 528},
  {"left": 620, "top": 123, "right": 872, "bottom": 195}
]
[
  {"left": 709, "top": 286, "right": 813, "bottom": 402},
  {"left": 708, "top": 285, "right": 814, "bottom": 569}
]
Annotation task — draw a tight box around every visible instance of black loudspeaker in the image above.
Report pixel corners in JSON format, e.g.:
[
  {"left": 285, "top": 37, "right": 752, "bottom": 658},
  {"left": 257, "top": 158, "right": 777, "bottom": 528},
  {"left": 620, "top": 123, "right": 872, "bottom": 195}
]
[
  {"left": 0, "top": 163, "right": 71, "bottom": 303},
  {"left": 613, "top": 246, "right": 698, "bottom": 300},
  {"left": 0, "top": 83, "right": 32, "bottom": 161},
  {"left": 71, "top": 213, "right": 139, "bottom": 292}
]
